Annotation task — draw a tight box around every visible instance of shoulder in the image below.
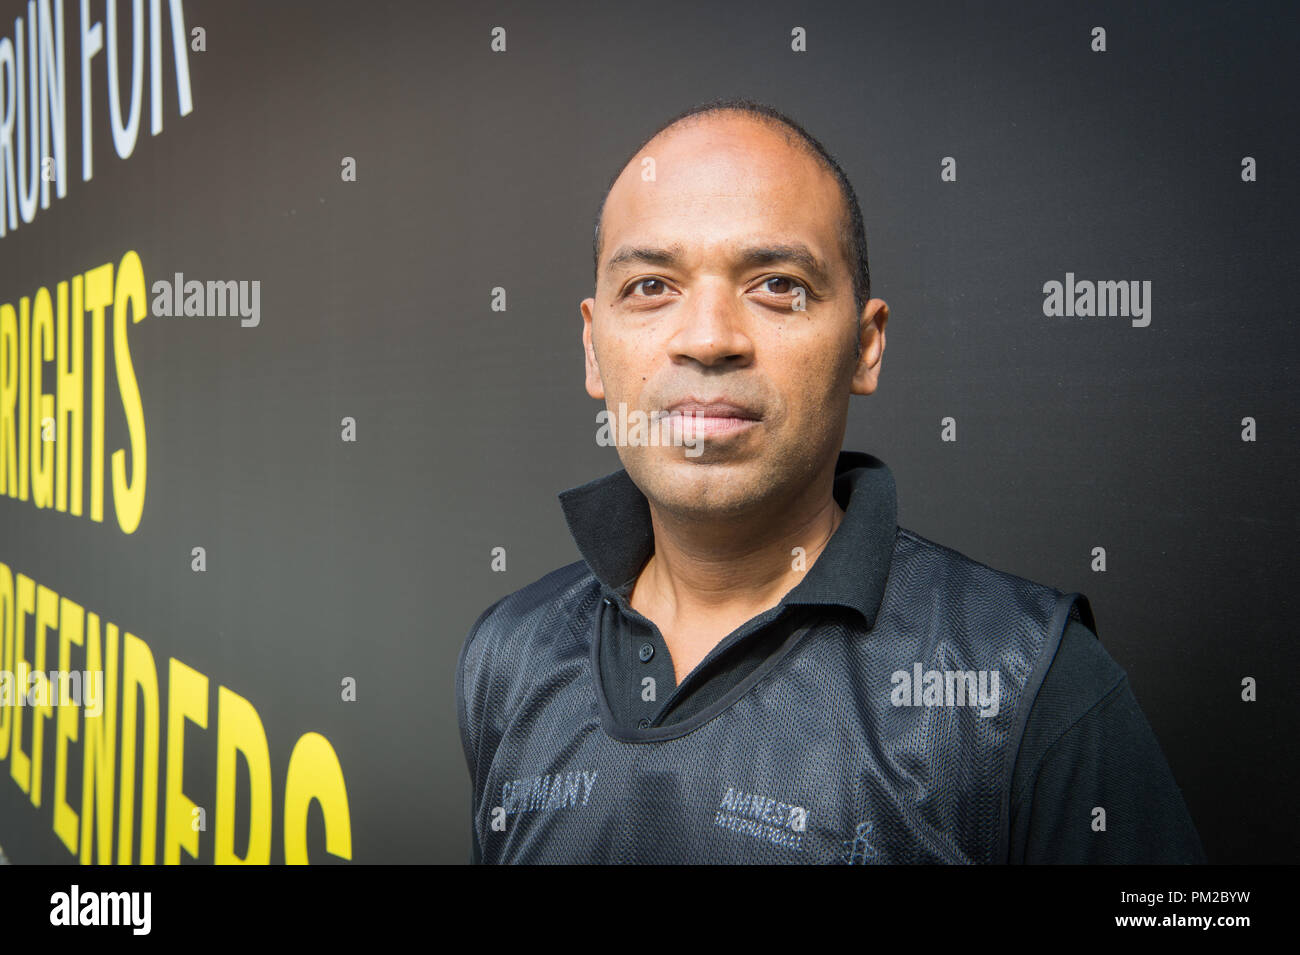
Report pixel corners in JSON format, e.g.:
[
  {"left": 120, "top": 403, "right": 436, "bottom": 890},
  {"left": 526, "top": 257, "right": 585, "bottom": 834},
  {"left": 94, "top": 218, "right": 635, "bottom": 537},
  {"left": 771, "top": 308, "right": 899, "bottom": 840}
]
[
  {"left": 893, "top": 525, "right": 1079, "bottom": 620},
  {"left": 893, "top": 525, "right": 1098, "bottom": 701},
  {"left": 455, "top": 559, "right": 599, "bottom": 771},
  {"left": 1040, "top": 619, "right": 1125, "bottom": 705},
  {"left": 1023, "top": 618, "right": 1129, "bottom": 743},
  {"left": 893, "top": 527, "right": 1107, "bottom": 681},
  {"left": 1012, "top": 619, "right": 1127, "bottom": 797},
  {"left": 1008, "top": 621, "right": 1207, "bottom": 863},
  {"left": 475, "top": 559, "right": 595, "bottom": 631},
  {"left": 457, "top": 559, "right": 598, "bottom": 681},
  {"left": 462, "top": 561, "right": 595, "bottom": 657},
  {"left": 896, "top": 525, "right": 1052, "bottom": 590}
]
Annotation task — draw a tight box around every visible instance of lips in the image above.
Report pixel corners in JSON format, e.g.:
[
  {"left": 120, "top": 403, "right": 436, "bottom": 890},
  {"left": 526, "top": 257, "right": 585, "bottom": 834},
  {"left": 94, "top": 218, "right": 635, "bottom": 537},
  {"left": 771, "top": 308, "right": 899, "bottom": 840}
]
[
  {"left": 661, "top": 398, "right": 762, "bottom": 421},
  {"left": 659, "top": 398, "right": 762, "bottom": 440}
]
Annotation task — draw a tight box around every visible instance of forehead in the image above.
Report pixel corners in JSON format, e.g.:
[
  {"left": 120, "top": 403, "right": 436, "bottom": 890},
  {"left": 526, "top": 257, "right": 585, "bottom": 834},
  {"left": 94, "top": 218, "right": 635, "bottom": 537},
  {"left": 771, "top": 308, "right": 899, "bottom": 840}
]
[{"left": 601, "top": 116, "right": 844, "bottom": 266}]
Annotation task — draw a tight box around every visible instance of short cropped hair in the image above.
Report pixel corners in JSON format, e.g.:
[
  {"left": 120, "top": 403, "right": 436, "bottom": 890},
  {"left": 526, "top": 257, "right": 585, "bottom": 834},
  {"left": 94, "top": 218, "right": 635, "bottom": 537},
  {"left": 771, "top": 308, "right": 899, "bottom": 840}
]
[{"left": 592, "top": 97, "right": 871, "bottom": 315}]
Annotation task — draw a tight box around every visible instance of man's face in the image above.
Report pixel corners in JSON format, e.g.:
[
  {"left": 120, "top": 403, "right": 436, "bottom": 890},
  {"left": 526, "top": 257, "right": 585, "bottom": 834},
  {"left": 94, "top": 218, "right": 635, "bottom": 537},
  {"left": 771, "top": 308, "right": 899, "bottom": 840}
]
[{"left": 582, "top": 114, "right": 887, "bottom": 519}]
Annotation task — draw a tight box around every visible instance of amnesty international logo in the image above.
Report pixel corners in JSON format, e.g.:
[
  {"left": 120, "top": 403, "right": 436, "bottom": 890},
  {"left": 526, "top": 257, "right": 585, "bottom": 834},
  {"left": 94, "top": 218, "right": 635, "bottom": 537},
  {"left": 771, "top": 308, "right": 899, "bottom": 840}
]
[
  {"left": 841, "top": 820, "right": 878, "bottom": 864},
  {"left": 714, "top": 785, "right": 807, "bottom": 851}
]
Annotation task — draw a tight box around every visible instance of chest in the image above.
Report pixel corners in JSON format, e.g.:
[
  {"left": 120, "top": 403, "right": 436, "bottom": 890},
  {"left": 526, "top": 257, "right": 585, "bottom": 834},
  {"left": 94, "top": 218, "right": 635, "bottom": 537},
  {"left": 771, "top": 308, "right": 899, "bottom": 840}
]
[{"left": 474, "top": 628, "right": 1017, "bottom": 864}]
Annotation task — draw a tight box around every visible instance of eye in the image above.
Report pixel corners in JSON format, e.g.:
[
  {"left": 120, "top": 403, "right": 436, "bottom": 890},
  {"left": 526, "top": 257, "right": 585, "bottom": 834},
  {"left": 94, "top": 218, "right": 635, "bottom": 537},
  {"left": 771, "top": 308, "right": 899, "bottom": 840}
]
[
  {"left": 761, "top": 275, "right": 798, "bottom": 295},
  {"left": 628, "top": 278, "right": 668, "bottom": 297}
]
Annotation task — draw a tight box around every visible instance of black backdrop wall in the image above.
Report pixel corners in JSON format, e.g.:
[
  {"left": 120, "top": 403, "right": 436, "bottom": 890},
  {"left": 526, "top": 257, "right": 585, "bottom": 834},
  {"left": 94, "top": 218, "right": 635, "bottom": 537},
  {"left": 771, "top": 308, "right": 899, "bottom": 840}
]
[{"left": 0, "top": 0, "right": 1295, "bottom": 864}]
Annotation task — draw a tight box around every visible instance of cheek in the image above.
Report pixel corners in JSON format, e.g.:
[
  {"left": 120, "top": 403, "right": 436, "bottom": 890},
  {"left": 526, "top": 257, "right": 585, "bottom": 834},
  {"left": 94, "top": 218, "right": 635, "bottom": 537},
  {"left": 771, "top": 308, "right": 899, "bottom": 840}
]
[
  {"left": 596, "top": 341, "right": 653, "bottom": 402},
  {"left": 768, "top": 332, "right": 850, "bottom": 405}
]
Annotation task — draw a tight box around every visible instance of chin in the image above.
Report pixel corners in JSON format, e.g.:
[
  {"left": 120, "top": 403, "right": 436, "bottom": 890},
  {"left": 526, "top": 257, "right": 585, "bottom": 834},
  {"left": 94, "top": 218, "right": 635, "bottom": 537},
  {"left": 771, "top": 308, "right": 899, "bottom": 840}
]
[{"left": 633, "top": 452, "right": 776, "bottom": 517}]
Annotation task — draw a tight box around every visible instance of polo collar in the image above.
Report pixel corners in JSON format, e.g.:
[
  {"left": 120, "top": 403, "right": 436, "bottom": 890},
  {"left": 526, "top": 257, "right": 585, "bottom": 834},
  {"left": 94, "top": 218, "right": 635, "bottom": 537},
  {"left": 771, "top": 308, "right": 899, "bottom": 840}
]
[{"left": 557, "top": 450, "right": 898, "bottom": 629}]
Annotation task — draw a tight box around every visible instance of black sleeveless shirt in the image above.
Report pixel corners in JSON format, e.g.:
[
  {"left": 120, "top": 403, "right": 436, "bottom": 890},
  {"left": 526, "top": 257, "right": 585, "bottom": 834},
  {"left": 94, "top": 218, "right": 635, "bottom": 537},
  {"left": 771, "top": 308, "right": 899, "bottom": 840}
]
[{"left": 458, "top": 453, "right": 1095, "bottom": 863}]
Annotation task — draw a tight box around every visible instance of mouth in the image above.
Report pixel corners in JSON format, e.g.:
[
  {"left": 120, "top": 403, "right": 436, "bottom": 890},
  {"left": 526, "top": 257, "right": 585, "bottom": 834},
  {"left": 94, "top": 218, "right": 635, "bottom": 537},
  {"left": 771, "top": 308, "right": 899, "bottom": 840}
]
[{"left": 659, "top": 398, "right": 762, "bottom": 439}]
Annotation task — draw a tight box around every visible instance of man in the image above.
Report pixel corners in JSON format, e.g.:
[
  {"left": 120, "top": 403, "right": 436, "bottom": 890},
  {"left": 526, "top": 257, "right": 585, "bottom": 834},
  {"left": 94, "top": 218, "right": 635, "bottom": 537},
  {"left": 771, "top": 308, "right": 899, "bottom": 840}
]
[{"left": 457, "top": 98, "right": 1205, "bottom": 864}]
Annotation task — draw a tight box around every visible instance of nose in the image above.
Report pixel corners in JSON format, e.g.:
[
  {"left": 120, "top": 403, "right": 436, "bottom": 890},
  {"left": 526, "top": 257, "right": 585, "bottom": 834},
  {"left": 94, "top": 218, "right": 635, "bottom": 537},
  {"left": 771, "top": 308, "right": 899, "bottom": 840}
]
[{"left": 665, "top": 280, "right": 755, "bottom": 368}]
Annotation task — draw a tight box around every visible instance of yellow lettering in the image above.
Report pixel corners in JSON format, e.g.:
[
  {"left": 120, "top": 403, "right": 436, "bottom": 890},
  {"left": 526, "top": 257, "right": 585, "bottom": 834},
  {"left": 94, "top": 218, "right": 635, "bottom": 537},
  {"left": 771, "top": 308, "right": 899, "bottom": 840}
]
[
  {"left": 83, "top": 264, "right": 112, "bottom": 524},
  {"left": 0, "top": 303, "right": 18, "bottom": 496},
  {"left": 284, "top": 732, "right": 352, "bottom": 864},
  {"left": 30, "top": 287, "right": 54, "bottom": 508},
  {"left": 111, "top": 252, "right": 146, "bottom": 533},
  {"left": 56, "top": 278, "right": 84, "bottom": 514},
  {"left": 163, "top": 657, "right": 206, "bottom": 863},
  {"left": 28, "top": 585, "right": 57, "bottom": 807},
  {"left": 53, "top": 596, "right": 85, "bottom": 855},
  {"left": 79, "top": 615, "right": 119, "bottom": 865},
  {"left": 0, "top": 562, "right": 11, "bottom": 758},
  {"left": 17, "top": 296, "right": 29, "bottom": 500},
  {"left": 118, "top": 631, "right": 159, "bottom": 864},
  {"left": 214, "top": 686, "right": 272, "bottom": 863},
  {"left": 8, "top": 573, "right": 35, "bottom": 792}
]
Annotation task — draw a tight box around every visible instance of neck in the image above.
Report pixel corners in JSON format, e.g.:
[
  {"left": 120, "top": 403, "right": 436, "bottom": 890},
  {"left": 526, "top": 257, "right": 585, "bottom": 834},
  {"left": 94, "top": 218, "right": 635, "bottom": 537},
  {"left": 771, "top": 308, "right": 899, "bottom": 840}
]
[{"left": 633, "top": 457, "right": 844, "bottom": 625}]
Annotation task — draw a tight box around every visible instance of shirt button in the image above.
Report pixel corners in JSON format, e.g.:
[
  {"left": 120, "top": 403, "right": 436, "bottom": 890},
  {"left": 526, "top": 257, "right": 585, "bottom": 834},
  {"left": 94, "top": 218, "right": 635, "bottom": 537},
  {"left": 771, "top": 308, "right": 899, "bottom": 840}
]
[
  {"left": 638, "top": 643, "right": 655, "bottom": 662},
  {"left": 637, "top": 718, "right": 651, "bottom": 728}
]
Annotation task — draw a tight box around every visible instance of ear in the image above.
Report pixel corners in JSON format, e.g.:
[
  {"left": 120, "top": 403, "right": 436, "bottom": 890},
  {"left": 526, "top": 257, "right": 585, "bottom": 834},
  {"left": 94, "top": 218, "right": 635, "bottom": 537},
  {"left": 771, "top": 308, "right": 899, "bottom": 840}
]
[
  {"left": 581, "top": 297, "right": 605, "bottom": 399},
  {"left": 850, "top": 299, "right": 888, "bottom": 396}
]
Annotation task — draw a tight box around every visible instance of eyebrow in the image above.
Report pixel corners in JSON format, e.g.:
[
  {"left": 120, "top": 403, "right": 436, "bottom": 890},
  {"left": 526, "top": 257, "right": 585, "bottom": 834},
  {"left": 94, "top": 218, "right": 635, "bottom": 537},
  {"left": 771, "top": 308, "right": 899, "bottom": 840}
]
[{"left": 604, "top": 242, "right": 833, "bottom": 288}]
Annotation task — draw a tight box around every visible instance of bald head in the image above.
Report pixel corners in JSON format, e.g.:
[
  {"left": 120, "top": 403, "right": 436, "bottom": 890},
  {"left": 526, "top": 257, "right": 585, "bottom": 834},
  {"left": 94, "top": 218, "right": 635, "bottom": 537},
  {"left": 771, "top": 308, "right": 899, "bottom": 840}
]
[{"left": 592, "top": 100, "right": 870, "bottom": 313}]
